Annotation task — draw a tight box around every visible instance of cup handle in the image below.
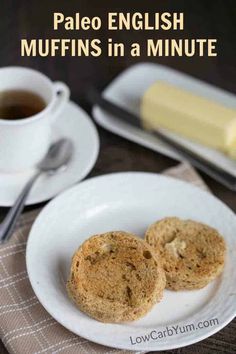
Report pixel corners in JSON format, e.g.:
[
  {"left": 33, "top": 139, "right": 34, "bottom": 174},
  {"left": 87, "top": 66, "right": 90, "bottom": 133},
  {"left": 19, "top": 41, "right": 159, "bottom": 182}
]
[{"left": 50, "top": 81, "right": 70, "bottom": 122}]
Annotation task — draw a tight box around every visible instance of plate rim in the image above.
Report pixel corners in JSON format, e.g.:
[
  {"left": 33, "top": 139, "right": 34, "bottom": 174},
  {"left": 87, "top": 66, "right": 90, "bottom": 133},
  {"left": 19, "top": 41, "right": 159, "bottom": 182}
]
[{"left": 26, "top": 172, "right": 236, "bottom": 351}]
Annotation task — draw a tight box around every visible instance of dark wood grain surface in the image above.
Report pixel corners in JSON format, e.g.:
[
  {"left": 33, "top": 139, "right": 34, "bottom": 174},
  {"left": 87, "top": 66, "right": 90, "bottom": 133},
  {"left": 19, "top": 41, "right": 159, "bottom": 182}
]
[{"left": 0, "top": 0, "right": 235, "bottom": 353}]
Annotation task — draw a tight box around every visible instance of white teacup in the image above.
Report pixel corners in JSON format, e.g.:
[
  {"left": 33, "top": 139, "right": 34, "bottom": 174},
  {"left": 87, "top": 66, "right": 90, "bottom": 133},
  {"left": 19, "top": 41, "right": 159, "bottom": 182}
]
[{"left": 0, "top": 67, "right": 70, "bottom": 173}]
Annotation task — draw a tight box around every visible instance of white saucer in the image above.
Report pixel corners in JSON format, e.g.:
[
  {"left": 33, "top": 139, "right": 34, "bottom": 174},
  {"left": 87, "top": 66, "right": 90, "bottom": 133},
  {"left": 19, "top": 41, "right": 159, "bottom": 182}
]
[
  {"left": 26, "top": 172, "right": 236, "bottom": 351},
  {"left": 0, "top": 101, "right": 99, "bottom": 206}
]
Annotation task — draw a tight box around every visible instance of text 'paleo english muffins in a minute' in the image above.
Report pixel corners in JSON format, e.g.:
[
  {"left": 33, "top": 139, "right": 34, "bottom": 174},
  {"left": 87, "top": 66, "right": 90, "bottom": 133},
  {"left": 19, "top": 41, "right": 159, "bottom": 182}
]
[
  {"left": 145, "top": 217, "right": 226, "bottom": 291},
  {"left": 67, "top": 231, "right": 166, "bottom": 323}
]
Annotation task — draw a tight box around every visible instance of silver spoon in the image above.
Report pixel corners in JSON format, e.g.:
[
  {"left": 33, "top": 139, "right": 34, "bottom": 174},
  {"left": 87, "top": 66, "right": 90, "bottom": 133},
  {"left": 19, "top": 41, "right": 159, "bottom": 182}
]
[{"left": 0, "top": 138, "right": 73, "bottom": 244}]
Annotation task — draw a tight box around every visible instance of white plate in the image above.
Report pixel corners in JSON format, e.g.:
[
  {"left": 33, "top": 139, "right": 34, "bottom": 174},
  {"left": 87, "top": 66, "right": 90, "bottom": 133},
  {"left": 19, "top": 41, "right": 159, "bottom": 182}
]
[
  {"left": 26, "top": 172, "right": 236, "bottom": 351},
  {"left": 0, "top": 101, "right": 99, "bottom": 206},
  {"left": 93, "top": 63, "right": 236, "bottom": 176}
]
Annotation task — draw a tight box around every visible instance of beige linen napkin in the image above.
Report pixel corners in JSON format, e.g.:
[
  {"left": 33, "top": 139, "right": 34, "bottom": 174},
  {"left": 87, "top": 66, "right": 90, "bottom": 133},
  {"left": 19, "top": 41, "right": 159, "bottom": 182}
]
[{"left": 0, "top": 163, "right": 208, "bottom": 354}]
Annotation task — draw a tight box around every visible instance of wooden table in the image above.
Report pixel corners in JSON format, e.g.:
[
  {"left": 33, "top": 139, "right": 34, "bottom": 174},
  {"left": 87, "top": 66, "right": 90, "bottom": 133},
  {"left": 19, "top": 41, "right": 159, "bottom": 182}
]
[{"left": 0, "top": 0, "right": 235, "bottom": 353}]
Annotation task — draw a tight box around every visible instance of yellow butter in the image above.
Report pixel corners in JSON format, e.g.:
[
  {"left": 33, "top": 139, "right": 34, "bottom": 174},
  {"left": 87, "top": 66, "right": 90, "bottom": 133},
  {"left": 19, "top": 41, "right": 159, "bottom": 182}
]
[
  {"left": 141, "top": 82, "right": 236, "bottom": 158},
  {"left": 228, "top": 138, "right": 236, "bottom": 159}
]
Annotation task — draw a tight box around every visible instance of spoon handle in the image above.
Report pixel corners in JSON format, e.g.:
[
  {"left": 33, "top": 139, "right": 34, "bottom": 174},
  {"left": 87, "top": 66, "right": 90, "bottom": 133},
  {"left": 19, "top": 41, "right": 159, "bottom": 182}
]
[{"left": 0, "top": 171, "right": 41, "bottom": 244}]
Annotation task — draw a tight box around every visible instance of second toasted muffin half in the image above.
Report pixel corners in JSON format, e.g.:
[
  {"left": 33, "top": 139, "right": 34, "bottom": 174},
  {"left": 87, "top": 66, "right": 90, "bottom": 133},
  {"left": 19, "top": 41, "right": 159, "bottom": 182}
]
[{"left": 145, "top": 217, "right": 226, "bottom": 290}]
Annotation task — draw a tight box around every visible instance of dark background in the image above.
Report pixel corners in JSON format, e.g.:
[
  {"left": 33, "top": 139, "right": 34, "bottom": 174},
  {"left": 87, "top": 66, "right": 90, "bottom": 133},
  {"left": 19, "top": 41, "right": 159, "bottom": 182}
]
[{"left": 0, "top": 0, "right": 236, "bottom": 353}]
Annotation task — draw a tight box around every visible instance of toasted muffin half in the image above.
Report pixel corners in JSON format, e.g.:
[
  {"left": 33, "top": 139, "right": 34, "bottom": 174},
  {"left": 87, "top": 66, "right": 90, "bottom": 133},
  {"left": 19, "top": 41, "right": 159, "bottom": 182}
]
[
  {"left": 145, "top": 217, "right": 226, "bottom": 290},
  {"left": 67, "top": 231, "right": 166, "bottom": 322}
]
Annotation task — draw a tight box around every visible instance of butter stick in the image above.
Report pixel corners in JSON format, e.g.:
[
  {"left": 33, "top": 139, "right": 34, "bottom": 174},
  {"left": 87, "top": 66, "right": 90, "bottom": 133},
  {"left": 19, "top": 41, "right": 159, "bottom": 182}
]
[{"left": 141, "top": 82, "right": 236, "bottom": 158}]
